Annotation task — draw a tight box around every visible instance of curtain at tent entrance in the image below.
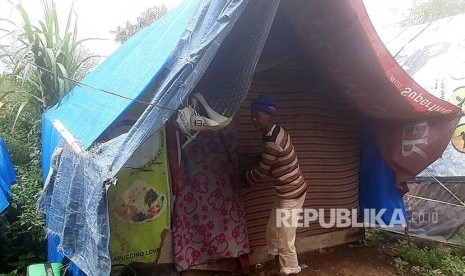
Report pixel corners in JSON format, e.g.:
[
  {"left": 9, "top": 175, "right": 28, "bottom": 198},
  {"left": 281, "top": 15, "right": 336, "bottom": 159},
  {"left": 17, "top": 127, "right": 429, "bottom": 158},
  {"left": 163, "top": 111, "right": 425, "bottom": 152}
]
[
  {"left": 167, "top": 123, "right": 249, "bottom": 271},
  {"left": 163, "top": 2, "right": 280, "bottom": 269},
  {"left": 359, "top": 125, "right": 406, "bottom": 226}
]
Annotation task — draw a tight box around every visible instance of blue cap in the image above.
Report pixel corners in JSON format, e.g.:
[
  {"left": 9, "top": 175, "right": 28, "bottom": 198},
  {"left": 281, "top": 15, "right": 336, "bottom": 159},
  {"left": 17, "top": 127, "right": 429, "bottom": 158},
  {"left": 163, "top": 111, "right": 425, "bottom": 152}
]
[{"left": 250, "top": 95, "right": 277, "bottom": 115}]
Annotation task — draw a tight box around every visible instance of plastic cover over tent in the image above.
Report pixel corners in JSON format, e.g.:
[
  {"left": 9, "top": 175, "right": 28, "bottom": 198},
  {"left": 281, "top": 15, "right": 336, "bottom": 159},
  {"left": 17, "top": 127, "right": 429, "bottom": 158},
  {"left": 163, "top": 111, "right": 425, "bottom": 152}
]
[
  {"left": 0, "top": 137, "right": 16, "bottom": 213},
  {"left": 384, "top": 14, "right": 465, "bottom": 243},
  {"left": 40, "top": 1, "right": 263, "bottom": 275},
  {"left": 39, "top": 0, "right": 462, "bottom": 275},
  {"left": 386, "top": 14, "right": 465, "bottom": 177}
]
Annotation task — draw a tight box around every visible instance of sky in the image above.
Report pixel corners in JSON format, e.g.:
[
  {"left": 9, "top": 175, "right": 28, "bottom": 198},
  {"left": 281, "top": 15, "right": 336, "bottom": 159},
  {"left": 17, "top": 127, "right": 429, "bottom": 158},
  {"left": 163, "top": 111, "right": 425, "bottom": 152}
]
[
  {"left": 0, "top": 0, "right": 184, "bottom": 58},
  {"left": 363, "top": 0, "right": 415, "bottom": 44},
  {"left": 0, "top": 0, "right": 412, "bottom": 66}
]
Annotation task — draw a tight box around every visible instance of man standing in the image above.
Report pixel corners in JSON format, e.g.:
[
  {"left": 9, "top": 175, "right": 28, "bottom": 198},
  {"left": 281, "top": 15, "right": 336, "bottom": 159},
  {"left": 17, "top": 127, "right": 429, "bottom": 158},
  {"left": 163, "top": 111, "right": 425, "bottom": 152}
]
[{"left": 244, "top": 95, "right": 307, "bottom": 275}]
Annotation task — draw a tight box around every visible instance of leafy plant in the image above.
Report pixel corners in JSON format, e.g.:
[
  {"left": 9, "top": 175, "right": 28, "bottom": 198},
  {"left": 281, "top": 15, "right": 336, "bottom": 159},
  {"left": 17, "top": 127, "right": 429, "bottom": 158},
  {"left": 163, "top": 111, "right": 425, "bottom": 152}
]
[
  {"left": 393, "top": 240, "right": 465, "bottom": 275},
  {"left": 394, "top": 257, "right": 410, "bottom": 275},
  {"left": 0, "top": 0, "right": 99, "bottom": 127},
  {"left": 457, "top": 227, "right": 465, "bottom": 255},
  {"left": 0, "top": 165, "right": 46, "bottom": 275},
  {"left": 0, "top": 112, "right": 40, "bottom": 167},
  {"left": 0, "top": 0, "right": 100, "bottom": 274},
  {"left": 364, "top": 227, "right": 386, "bottom": 247}
]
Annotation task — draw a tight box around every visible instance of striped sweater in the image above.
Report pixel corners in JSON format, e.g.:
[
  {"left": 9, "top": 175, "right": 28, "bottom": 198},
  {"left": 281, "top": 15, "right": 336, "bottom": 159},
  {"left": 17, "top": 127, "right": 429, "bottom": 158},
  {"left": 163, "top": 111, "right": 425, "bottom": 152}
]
[{"left": 245, "top": 125, "right": 308, "bottom": 199}]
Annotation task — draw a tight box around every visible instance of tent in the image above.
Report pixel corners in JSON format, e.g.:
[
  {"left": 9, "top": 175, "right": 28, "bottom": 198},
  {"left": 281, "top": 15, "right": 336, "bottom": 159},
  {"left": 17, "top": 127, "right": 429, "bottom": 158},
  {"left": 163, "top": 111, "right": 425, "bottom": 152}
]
[
  {"left": 39, "top": 0, "right": 462, "bottom": 275},
  {"left": 0, "top": 137, "right": 16, "bottom": 213}
]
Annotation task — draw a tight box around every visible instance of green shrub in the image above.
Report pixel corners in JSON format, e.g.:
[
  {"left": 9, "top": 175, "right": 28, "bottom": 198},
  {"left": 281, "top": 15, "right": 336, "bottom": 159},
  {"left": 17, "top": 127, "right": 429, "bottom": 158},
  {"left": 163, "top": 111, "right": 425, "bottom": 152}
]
[
  {"left": 0, "top": 1, "right": 98, "bottom": 274},
  {"left": 394, "top": 240, "right": 465, "bottom": 275},
  {"left": 0, "top": 77, "right": 41, "bottom": 166},
  {"left": 0, "top": 165, "right": 46, "bottom": 275},
  {"left": 0, "top": 118, "right": 40, "bottom": 166},
  {"left": 457, "top": 228, "right": 465, "bottom": 255},
  {"left": 364, "top": 227, "right": 386, "bottom": 247}
]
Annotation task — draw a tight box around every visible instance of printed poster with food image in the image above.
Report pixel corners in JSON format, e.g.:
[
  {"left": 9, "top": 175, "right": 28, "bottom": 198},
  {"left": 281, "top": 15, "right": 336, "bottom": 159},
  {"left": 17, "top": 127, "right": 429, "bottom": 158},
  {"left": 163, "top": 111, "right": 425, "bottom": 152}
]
[{"left": 108, "top": 126, "right": 170, "bottom": 268}]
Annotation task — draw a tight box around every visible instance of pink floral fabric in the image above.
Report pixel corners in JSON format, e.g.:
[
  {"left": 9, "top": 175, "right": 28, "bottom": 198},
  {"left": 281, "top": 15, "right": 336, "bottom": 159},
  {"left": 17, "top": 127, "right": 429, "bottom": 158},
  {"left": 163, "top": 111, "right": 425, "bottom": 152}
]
[{"left": 171, "top": 125, "right": 249, "bottom": 271}]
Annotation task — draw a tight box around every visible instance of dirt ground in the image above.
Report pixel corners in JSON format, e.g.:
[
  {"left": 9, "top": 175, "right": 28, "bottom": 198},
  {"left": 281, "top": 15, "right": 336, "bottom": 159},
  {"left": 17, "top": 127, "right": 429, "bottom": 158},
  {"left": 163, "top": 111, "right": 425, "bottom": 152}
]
[
  {"left": 209, "top": 243, "right": 399, "bottom": 276},
  {"left": 253, "top": 244, "right": 398, "bottom": 276}
]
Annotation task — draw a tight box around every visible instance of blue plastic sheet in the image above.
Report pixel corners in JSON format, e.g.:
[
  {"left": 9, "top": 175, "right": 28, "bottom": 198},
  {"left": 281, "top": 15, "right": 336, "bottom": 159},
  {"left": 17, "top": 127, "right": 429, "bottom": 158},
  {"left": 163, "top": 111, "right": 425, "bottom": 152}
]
[
  {"left": 359, "top": 125, "right": 406, "bottom": 226},
  {"left": 41, "top": 1, "right": 203, "bottom": 271},
  {"left": 40, "top": 0, "right": 253, "bottom": 275},
  {"left": 0, "top": 137, "right": 16, "bottom": 213}
]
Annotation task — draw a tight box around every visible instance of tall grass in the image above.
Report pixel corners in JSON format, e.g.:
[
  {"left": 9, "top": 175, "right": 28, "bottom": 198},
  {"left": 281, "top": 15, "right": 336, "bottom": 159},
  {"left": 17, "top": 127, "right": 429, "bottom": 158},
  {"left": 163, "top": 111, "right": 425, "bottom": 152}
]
[
  {"left": 0, "top": 1, "right": 100, "bottom": 273},
  {"left": 0, "top": 0, "right": 99, "bottom": 128}
]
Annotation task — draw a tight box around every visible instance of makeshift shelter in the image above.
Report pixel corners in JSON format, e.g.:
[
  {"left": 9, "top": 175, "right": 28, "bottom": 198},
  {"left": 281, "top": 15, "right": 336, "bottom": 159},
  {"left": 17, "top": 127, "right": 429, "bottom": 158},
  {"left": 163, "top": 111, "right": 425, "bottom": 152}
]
[
  {"left": 384, "top": 14, "right": 465, "bottom": 243},
  {"left": 39, "top": 0, "right": 462, "bottom": 275},
  {"left": 0, "top": 137, "right": 16, "bottom": 213}
]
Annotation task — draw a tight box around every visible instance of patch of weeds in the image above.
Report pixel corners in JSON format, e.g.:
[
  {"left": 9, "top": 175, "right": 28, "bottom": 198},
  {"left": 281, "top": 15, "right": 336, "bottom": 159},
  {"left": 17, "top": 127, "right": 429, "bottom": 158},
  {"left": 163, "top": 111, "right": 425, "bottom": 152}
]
[
  {"left": 457, "top": 227, "right": 465, "bottom": 255},
  {"left": 0, "top": 165, "right": 46, "bottom": 274},
  {"left": 364, "top": 228, "right": 386, "bottom": 247},
  {"left": 394, "top": 257, "right": 410, "bottom": 274},
  {"left": 393, "top": 240, "right": 465, "bottom": 275}
]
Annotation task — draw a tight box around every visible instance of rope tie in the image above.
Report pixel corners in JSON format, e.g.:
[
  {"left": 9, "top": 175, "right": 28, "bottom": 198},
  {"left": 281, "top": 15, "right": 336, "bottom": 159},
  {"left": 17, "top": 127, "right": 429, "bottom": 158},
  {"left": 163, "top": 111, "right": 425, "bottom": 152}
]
[{"left": 27, "top": 61, "right": 177, "bottom": 111}]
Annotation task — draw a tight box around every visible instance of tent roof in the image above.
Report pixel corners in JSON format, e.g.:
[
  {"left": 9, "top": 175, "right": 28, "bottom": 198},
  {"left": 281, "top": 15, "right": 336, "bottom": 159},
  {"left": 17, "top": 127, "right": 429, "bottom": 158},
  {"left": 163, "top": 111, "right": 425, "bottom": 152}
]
[
  {"left": 385, "top": 14, "right": 465, "bottom": 177},
  {"left": 42, "top": 0, "right": 463, "bottom": 183},
  {"left": 42, "top": 0, "right": 200, "bottom": 150},
  {"left": 41, "top": 0, "right": 462, "bottom": 185},
  {"left": 41, "top": 0, "right": 200, "bottom": 173}
]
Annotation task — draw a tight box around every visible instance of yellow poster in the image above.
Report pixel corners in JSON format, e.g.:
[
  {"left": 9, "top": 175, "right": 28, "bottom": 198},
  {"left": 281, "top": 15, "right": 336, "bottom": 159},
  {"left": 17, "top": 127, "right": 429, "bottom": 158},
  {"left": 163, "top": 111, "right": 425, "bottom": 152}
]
[{"left": 108, "top": 127, "right": 170, "bottom": 270}]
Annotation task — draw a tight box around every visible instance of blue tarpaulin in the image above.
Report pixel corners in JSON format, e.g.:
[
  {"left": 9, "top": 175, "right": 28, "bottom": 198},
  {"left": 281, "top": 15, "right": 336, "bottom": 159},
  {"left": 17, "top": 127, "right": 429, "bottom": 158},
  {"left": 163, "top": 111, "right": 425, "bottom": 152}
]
[
  {"left": 359, "top": 125, "right": 406, "bottom": 226},
  {"left": 40, "top": 0, "right": 255, "bottom": 275},
  {"left": 41, "top": 1, "right": 203, "bottom": 271},
  {"left": 0, "top": 137, "right": 16, "bottom": 213}
]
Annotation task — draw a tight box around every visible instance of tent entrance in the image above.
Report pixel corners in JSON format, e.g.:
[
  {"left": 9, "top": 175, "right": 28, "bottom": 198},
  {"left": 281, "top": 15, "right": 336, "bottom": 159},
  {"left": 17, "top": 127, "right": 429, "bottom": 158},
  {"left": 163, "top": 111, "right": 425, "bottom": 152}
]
[
  {"left": 235, "top": 10, "right": 363, "bottom": 261},
  {"left": 172, "top": 2, "right": 364, "bottom": 269}
]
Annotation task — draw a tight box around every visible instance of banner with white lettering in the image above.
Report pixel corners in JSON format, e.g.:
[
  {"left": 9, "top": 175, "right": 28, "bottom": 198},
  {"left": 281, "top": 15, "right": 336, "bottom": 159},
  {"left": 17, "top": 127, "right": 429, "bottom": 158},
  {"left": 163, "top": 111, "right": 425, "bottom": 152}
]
[
  {"left": 352, "top": 0, "right": 462, "bottom": 183},
  {"left": 286, "top": 0, "right": 462, "bottom": 187},
  {"left": 386, "top": 14, "right": 465, "bottom": 177}
]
